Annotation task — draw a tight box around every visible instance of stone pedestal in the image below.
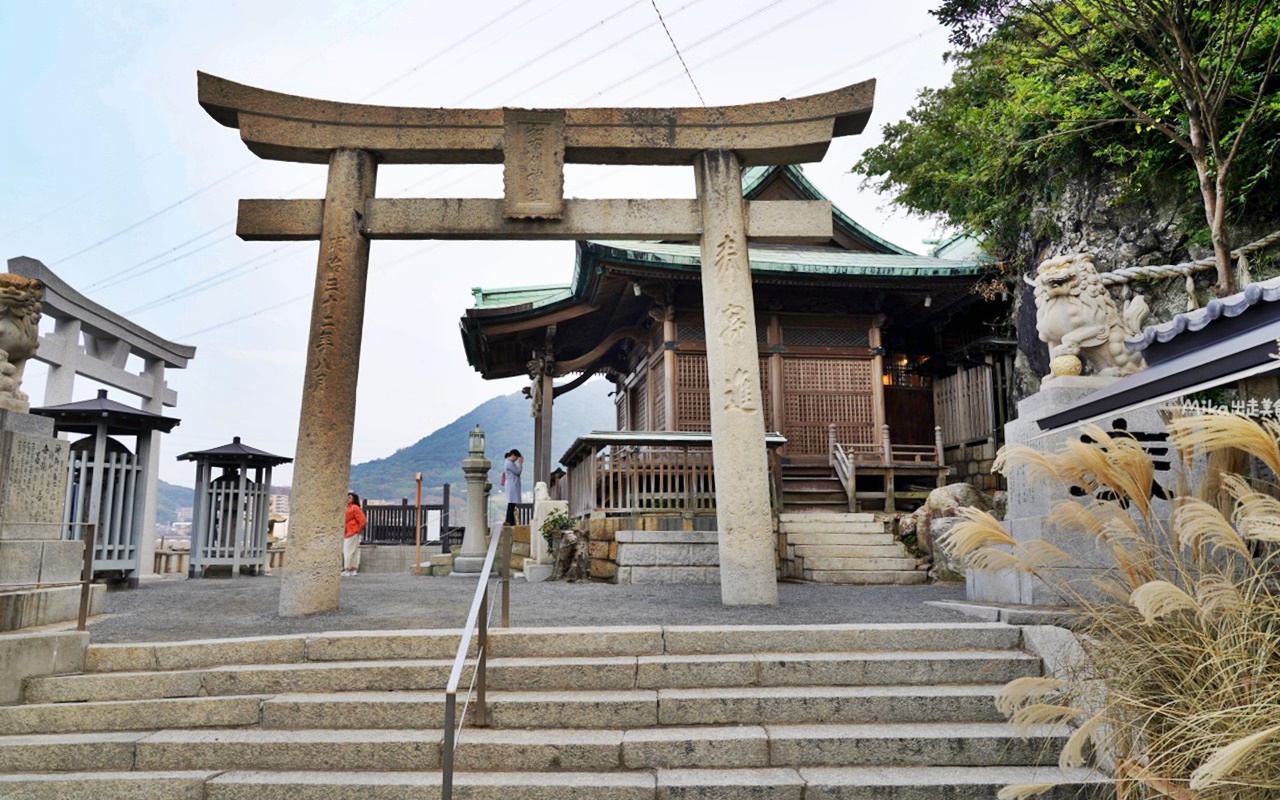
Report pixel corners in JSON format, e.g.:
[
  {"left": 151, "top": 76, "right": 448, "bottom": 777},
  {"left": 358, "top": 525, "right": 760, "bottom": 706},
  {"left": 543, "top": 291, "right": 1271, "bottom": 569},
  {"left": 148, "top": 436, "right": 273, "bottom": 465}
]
[
  {"left": 0, "top": 410, "right": 90, "bottom": 631},
  {"left": 968, "top": 376, "right": 1171, "bottom": 606},
  {"left": 453, "top": 455, "right": 492, "bottom": 574}
]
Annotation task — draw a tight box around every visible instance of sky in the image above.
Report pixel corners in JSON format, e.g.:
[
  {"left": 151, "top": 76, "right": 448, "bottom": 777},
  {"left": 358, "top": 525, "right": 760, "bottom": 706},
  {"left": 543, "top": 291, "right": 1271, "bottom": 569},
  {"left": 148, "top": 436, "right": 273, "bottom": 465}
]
[{"left": 1, "top": 0, "right": 959, "bottom": 487}]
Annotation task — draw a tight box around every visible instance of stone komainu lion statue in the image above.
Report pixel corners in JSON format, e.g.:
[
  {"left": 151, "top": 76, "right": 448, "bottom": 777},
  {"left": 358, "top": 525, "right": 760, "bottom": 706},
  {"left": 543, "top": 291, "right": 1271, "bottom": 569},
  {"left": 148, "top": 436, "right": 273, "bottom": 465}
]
[
  {"left": 1032, "top": 253, "right": 1148, "bottom": 379},
  {"left": 0, "top": 274, "right": 43, "bottom": 412}
]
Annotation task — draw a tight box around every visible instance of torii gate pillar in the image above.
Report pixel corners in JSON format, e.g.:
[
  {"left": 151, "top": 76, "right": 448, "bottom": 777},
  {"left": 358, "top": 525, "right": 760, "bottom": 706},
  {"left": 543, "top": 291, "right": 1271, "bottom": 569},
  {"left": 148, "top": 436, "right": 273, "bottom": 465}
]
[
  {"left": 279, "top": 149, "right": 376, "bottom": 617},
  {"left": 696, "top": 150, "right": 776, "bottom": 605},
  {"left": 198, "top": 72, "right": 875, "bottom": 614}
]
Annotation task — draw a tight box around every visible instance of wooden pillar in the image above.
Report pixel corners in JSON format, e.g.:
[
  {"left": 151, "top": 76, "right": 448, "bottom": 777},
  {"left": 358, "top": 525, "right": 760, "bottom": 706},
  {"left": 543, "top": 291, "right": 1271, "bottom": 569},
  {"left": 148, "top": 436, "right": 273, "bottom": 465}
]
[
  {"left": 663, "top": 310, "right": 676, "bottom": 431},
  {"left": 694, "top": 149, "right": 777, "bottom": 607},
  {"left": 279, "top": 148, "right": 377, "bottom": 617},
  {"left": 768, "top": 314, "right": 783, "bottom": 435},
  {"left": 534, "top": 370, "right": 553, "bottom": 486},
  {"left": 869, "top": 317, "right": 886, "bottom": 435}
]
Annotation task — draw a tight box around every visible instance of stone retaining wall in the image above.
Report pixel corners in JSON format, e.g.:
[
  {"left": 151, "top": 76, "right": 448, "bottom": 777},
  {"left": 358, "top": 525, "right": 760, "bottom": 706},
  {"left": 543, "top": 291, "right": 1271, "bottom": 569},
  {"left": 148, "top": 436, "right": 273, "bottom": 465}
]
[{"left": 943, "top": 439, "right": 1002, "bottom": 492}]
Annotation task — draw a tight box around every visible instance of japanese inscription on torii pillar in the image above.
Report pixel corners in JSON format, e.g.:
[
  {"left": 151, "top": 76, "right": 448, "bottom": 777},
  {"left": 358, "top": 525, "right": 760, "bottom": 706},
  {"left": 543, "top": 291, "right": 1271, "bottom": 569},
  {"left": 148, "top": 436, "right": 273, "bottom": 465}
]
[{"left": 197, "top": 72, "right": 876, "bottom": 615}]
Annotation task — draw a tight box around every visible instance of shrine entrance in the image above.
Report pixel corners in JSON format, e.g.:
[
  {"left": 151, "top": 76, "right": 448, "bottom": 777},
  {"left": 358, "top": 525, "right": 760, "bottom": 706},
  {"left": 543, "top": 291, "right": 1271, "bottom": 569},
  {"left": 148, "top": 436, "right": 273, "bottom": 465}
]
[{"left": 198, "top": 72, "right": 877, "bottom": 615}]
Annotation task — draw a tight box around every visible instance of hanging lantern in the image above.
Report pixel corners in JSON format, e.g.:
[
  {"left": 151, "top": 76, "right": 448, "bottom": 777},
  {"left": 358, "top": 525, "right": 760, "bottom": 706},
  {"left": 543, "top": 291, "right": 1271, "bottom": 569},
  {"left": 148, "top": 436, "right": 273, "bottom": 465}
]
[{"left": 468, "top": 424, "right": 486, "bottom": 457}]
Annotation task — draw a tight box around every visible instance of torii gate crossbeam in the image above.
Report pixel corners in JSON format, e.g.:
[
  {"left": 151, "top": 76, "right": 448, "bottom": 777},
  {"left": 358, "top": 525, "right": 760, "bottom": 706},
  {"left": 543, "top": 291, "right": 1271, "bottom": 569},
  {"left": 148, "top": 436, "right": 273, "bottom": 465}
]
[{"left": 197, "top": 72, "right": 876, "bottom": 615}]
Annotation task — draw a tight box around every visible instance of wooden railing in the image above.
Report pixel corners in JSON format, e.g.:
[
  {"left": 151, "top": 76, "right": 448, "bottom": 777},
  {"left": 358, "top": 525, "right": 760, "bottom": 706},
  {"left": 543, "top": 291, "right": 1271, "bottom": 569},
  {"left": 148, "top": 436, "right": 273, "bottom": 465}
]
[
  {"left": 561, "top": 431, "right": 787, "bottom": 518},
  {"left": 829, "top": 423, "right": 949, "bottom": 512},
  {"left": 362, "top": 498, "right": 449, "bottom": 545}
]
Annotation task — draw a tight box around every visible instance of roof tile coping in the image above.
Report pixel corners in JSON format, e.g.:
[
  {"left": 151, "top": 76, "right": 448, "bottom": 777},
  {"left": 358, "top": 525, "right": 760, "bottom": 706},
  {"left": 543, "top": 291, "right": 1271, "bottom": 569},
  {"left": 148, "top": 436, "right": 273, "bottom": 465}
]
[{"left": 1128, "top": 274, "right": 1280, "bottom": 351}]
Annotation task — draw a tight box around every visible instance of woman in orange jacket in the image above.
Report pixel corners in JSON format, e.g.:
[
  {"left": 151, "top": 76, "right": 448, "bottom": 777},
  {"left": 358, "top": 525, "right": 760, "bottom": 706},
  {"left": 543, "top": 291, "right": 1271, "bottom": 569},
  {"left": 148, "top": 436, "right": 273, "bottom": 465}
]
[{"left": 343, "top": 492, "right": 367, "bottom": 576}]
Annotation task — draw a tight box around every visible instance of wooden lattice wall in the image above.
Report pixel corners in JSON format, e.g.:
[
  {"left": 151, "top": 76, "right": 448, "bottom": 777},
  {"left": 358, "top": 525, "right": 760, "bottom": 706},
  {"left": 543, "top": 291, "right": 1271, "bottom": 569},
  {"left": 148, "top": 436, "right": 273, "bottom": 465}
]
[{"left": 782, "top": 357, "right": 874, "bottom": 454}]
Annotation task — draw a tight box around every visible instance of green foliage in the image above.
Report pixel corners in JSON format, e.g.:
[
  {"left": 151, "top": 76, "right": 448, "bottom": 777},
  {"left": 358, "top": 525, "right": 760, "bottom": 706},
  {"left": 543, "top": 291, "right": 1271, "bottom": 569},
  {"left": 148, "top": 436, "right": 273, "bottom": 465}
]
[
  {"left": 855, "top": 0, "right": 1280, "bottom": 268},
  {"left": 539, "top": 508, "right": 576, "bottom": 551}
]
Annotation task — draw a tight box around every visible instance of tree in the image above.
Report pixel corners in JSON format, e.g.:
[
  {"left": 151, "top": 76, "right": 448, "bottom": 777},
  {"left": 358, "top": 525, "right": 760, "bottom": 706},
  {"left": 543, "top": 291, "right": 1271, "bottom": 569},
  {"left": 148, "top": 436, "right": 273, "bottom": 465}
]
[{"left": 932, "top": 0, "right": 1280, "bottom": 295}]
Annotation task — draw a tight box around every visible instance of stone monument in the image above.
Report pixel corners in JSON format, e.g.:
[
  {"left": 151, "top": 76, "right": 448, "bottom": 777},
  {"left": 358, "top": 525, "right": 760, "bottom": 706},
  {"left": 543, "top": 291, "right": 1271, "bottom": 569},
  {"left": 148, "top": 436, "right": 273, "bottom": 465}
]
[
  {"left": 969, "top": 253, "right": 1167, "bottom": 606},
  {"left": 0, "top": 276, "right": 102, "bottom": 630},
  {"left": 1032, "top": 253, "right": 1149, "bottom": 380},
  {"left": 0, "top": 274, "right": 42, "bottom": 413}
]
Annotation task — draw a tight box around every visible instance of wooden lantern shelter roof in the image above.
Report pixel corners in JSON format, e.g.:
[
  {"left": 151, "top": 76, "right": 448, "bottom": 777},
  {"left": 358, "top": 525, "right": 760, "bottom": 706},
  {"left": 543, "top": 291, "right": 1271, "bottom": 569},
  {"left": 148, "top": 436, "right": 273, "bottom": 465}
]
[
  {"left": 460, "top": 165, "right": 991, "bottom": 380},
  {"left": 30, "top": 389, "right": 181, "bottom": 435}
]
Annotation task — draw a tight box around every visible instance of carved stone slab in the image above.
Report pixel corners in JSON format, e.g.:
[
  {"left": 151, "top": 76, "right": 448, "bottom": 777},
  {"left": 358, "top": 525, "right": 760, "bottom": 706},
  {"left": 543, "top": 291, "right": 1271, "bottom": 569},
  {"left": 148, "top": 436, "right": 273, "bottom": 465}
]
[
  {"left": 0, "top": 429, "right": 70, "bottom": 541},
  {"left": 503, "top": 109, "right": 565, "bottom": 220}
]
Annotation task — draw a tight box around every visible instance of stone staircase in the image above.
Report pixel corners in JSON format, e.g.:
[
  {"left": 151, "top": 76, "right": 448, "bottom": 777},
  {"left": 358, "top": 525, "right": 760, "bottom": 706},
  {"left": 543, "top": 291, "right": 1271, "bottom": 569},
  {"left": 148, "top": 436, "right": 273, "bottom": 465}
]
[
  {"left": 779, "top": 512, "right": 927, "bottom": 585},
  {"left": 0, "top": 623, "right": 1108, "bottom": 798}
]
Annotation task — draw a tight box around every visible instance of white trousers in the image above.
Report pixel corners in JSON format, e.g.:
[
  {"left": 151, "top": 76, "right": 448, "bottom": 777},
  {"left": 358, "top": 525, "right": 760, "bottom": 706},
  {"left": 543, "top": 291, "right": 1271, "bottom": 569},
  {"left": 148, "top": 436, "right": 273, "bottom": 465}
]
[{"left": 343, "top": 534, "right": 362, "bottom": 571}]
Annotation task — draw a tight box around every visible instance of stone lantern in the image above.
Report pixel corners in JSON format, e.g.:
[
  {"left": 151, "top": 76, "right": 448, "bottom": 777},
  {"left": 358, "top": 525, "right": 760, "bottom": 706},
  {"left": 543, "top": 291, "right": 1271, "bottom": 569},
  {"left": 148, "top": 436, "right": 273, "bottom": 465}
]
[
  {"left": 31, "top": 390, "right": 180, "bottom": 587},
  {"left": 177, "top": 437, "right": 292, "bottom": 578},
  {"left": 453, "top": 424, "right": 491, "bottom": 574}
]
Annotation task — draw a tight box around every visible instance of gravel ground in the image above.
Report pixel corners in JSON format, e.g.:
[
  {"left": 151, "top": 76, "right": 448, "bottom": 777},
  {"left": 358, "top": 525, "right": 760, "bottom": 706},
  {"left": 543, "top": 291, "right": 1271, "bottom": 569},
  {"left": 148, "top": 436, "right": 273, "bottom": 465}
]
[{"left": 83, "top": 573, "right": 972, "bottom": 643}]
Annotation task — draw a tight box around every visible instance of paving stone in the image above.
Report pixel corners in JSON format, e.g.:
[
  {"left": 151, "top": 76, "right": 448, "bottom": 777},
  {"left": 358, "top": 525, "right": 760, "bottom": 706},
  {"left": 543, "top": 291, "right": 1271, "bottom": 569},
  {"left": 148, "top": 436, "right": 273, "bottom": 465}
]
[
  {"left": 0, "top": 771, "right": 214, "bottom": 800},
  {"left": 487, "top": 689, "right": 659, "bottom": 729},
  {"left": 135, "top": 728, "right": 442, "bottom": 771},
  {"left": 623, "top": 726, "right": 769, "bottom": 769},
  {"left": 261, "top": 692, "right": 446, "bottom": 730},
  {"left": 456, "top": 728, "right": 623, "bottom": 771},
  {"left": 0, "top": 731, "right": 143, "bottom": 772},
  {"left": 656, "top": 767, "right": 803, "bottom": 800},
  {"left": 656, "top": 685, "right": 1006, "bottom": 726},
  {"left": 0, "top": 695, "right": 263, "bottom": 735}
]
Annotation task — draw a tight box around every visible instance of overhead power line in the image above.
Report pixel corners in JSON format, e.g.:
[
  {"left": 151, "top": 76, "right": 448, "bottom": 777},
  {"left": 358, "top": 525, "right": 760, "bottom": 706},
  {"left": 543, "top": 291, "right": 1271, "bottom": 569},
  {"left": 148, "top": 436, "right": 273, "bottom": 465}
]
[{"left": 650, "top": 0, "right": 705, "bottom": 105}]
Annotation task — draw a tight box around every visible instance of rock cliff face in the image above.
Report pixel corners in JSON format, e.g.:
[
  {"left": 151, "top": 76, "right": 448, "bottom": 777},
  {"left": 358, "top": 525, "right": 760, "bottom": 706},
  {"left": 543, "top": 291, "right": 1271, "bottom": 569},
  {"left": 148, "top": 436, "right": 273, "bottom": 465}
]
[{"left": 1011, "top": 170, "right": 1207, "bottom": 399}]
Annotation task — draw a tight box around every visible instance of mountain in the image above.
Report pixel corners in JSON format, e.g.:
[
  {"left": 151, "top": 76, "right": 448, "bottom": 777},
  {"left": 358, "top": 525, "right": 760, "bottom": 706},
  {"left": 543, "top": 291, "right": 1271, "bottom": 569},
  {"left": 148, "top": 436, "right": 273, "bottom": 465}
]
[
  {"left": 155, "top": 479, "right": 193, "bottom": 524},
  {"left": 349, "top": 380, "right": 617, "bottom": 502}
]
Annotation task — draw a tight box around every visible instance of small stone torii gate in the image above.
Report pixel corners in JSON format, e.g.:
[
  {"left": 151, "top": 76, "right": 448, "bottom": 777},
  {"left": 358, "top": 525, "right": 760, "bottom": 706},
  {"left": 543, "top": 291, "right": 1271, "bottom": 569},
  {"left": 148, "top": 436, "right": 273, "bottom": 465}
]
[{"left": 197, "top": 72, "right": 876, "bottom": 615}]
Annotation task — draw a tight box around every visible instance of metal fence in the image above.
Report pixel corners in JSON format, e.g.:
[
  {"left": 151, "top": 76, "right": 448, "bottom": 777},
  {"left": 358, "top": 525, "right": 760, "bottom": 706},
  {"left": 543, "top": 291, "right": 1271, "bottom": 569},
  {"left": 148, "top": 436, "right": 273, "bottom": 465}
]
[{"left": 362, "top": 500, "right": 450, "bottom": 545}]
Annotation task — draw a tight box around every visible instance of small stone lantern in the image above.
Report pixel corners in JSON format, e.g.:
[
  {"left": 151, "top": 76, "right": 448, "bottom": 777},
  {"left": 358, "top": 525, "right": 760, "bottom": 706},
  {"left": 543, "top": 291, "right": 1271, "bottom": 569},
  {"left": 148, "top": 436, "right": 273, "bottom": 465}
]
[{"left": 468, "top": 424, "right": 485, "bottom": 457}]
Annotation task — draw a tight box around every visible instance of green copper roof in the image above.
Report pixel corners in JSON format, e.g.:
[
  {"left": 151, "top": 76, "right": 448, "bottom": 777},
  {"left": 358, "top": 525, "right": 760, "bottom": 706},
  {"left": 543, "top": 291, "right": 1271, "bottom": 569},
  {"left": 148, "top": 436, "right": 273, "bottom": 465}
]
[
  {"left": 581, "top": 241, "right": 983, "bottom": 277},
  {"left": 471, "top": 284, "right": 571, "bottom": 309}
]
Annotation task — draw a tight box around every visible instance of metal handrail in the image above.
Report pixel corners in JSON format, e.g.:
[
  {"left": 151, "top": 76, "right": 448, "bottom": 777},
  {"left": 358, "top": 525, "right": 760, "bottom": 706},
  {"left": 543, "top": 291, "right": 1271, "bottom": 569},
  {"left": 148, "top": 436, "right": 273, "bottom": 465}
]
[{"left": 441, "top": 524, "right": 511, "bottom": 800}]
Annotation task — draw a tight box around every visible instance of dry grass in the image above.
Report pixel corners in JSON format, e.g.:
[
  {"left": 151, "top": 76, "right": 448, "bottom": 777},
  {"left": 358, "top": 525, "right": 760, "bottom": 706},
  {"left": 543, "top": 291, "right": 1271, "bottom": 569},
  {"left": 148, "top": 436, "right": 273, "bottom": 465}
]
[{"left": 942, "top": 412, "right": 1280, "bottom": 799}]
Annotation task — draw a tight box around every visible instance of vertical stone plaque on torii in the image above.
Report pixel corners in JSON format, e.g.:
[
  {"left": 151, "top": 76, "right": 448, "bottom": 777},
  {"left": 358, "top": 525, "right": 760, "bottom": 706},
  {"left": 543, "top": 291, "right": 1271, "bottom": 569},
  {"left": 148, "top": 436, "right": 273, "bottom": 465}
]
[
  {"left": 504, "top": 109, "right": 565, "bottom": 219},
  {"left": 197, "top": 71, "right": 876, "bottom": 614}
]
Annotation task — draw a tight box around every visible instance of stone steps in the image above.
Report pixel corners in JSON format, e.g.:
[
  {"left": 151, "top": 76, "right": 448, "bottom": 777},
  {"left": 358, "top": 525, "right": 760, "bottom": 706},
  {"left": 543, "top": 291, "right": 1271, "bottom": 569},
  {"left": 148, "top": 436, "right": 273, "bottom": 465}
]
[
  {"left": 779, "top": 512, "right": 925, "bottom": 585},
  {"left": 784, "top": 532, "right": 895, "bottom": 546},
  {"left": 0, "top": 623, "right": 1112, "bottom": 797},
  {"left": 803, "top": 570, "right": 929, "bottom": 585},
  {"left": 26, "top": 648, "right": 1040, "bottom": 703},
  {"left": 0, "top": 766, "right": 1111, "bottom": 799},
  {"left": 0, "top": 722, "right": 1069, "bottom": 773}
]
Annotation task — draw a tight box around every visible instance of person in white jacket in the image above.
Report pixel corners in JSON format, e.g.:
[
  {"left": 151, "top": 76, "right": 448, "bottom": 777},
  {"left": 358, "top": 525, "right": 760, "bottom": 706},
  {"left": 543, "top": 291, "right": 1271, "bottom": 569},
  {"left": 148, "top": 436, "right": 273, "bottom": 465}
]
[{"left": 499, "top": 449, "right": 523, "bottom": 526}]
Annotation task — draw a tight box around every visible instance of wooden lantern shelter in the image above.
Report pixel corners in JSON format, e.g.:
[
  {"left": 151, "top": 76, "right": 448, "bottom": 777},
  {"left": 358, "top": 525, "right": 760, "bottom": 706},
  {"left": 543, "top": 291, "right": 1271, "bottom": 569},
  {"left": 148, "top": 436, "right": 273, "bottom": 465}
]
[
  {"left": 30, "top": 389, "right": 181, "bottom": 587},
  {"left": 177, "top": 437, "right": 292, "bottom": 578}
]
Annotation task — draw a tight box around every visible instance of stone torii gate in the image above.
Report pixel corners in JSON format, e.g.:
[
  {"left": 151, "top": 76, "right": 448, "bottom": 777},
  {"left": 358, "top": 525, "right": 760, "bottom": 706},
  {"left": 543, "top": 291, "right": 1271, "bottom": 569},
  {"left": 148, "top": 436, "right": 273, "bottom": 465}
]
[{"left": 197, "top": 72, "right": 876, "bottom": 615}]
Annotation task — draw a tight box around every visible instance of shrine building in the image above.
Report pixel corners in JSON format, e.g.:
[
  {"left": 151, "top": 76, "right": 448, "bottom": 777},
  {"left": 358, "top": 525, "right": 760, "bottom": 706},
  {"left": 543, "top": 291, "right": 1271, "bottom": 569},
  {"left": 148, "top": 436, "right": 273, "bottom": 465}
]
[{"left": 460, "top": 165, "right": 1014, "bottom": 524}]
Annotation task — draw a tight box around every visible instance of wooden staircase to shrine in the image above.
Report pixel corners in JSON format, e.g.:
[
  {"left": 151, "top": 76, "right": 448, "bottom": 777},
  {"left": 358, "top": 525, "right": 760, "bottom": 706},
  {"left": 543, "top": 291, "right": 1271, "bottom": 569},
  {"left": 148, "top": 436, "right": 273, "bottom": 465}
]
[
  {"left": 780, "top": 464, "right": 849, "bottom": 513},
  {"left": 0, "top": 624, "right": 1109, "bottom": 798}
]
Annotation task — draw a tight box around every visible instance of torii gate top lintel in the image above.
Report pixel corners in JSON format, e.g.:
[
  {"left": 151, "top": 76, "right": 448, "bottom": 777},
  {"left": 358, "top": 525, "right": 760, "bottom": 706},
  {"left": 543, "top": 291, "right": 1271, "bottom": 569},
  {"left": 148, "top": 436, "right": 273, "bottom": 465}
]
[{"left": 197, "top": 72, "right": 875, "bottom": 167}]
